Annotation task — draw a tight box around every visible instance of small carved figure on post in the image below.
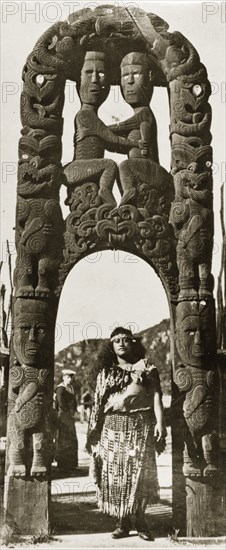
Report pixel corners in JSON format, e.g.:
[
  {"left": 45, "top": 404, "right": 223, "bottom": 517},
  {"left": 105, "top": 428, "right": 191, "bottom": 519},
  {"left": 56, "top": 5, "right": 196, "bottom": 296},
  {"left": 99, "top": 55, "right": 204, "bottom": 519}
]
[
  {"left": 7, "top": 298, "right": 53, "bottom": 478},
  {"left": 15, "top": 156, "right": 64, "bottom": 298},
  {"left": 170, "top": 168, "right": 213, "bottom": 300},
  {"left": 175, "top": 300, "right": 218, "bottom": 477}
]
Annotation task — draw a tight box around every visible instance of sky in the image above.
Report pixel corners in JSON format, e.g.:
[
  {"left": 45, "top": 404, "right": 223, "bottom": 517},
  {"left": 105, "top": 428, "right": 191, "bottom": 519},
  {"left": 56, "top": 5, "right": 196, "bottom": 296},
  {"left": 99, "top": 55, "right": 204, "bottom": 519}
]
[{"left": 1, "top": 1, "right": 225, "bottom": 352}]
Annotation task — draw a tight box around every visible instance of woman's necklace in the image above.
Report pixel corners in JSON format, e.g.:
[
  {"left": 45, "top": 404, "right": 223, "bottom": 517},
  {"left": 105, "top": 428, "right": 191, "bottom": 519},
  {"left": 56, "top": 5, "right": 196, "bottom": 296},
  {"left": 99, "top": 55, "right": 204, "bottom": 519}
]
[{"left": 117, "top": 362, "right": 133, "bottom": 372}]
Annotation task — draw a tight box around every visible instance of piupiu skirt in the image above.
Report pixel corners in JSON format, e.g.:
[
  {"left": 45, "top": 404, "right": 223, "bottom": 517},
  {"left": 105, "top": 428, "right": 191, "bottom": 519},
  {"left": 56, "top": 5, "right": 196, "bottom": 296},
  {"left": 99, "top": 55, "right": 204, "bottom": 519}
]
[{"left": 96, "top": 409, "right": 159, "bottom": 519}]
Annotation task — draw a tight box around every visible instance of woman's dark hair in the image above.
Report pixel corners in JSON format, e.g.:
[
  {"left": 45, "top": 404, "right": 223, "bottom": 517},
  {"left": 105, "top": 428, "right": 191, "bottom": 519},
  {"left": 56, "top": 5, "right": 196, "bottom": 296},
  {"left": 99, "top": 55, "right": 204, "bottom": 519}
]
[
  {"left": 97, "top": 326, "right": 145, "bottom": 373},
  {"left": 110, "top": 326, "right": 133, "bottom": 340}
]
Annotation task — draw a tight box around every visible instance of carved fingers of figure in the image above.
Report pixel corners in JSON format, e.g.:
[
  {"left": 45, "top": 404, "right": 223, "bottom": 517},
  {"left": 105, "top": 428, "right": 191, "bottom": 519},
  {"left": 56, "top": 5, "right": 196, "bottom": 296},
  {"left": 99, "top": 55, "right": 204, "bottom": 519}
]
[
  {"left": 42, "top": 222, "right": 53, "bottom": 236},
  {"left": 15, "top": 392, "right": 44, "bottom": 412},
  {"left": 75, "top": 127, "right": 87, "bottom": 142},
  {"left": 138, "top": 139, "right": 149, "bottom": 156},
  {"left": 14, "top": 380, "right": 39, "bottom": 412}
]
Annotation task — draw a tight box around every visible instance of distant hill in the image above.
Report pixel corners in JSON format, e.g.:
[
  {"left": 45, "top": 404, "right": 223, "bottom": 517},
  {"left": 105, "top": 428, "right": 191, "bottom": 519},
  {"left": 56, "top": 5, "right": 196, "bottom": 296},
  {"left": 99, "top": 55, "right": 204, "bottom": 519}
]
[{"left": 54, "top": 319, "right": 171, "bottom": 399}]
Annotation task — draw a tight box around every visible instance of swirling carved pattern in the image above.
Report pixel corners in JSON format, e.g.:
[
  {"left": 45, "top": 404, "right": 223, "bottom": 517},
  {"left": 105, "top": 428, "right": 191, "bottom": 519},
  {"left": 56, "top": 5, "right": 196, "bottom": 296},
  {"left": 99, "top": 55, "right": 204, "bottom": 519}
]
[
  {"left": 18, "top": 400, "right": 42, "bottom": 429},
  {"left": 174, "top": 367, "right": 192, "bottom": 391},
  {"left": 169, "top": 201, "right": 190, "bottom": 225},
  {"left": 16, "top": 4, "right": 213, "bottom": 303},
  {"left": 58, "top": 196, "right": 178, "bottom": 298},
  {"left": 10, "top": 366, "right": 25, "bottom": 388}
]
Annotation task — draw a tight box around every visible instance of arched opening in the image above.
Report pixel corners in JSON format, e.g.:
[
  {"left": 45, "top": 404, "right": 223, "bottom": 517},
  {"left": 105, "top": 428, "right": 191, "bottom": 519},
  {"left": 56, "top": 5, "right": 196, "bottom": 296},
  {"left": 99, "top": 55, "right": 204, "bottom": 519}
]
[{"left": 52, "top": 250, "right": 172, "bottom": 536}]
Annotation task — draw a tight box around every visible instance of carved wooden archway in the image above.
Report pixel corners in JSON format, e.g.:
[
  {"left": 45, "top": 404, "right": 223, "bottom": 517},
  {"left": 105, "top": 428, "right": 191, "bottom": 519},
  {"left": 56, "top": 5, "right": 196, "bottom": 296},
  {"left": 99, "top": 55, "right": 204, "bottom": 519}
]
[{"left": 4, "top": 5, "right": 221, "bottom": 538}]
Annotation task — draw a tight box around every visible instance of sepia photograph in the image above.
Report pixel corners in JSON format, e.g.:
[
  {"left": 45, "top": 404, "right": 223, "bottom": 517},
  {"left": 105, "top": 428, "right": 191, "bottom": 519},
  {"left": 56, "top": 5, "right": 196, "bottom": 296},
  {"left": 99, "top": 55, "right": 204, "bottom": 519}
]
[{"left": 0, "top": 1, "right": 226, "bottom": 548}]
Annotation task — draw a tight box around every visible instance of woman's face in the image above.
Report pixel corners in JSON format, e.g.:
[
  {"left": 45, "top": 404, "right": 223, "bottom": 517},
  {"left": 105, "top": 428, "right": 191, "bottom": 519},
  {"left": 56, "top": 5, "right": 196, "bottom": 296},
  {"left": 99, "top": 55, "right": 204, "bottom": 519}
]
[{"left": 112, "top": 333, "right": 133, "bottom": 359}]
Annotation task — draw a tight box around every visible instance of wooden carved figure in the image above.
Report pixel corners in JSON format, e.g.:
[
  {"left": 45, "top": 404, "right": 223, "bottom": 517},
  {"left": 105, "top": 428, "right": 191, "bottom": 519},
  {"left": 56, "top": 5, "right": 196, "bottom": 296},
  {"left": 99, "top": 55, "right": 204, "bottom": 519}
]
[
  {"left": 109, "top": 52, "right": 173, "bottom": 206},
  {"left": 175, "top": 300, "right": 218, "bottom": 477},
  {"left": 170, "top": 167, "right": 213, "bottom": 300},
  {"left": 64, "top": 51, "right": 141, "bottom": 208},
  {"left": 15, "top": 156, "right": 64, "bottom": 298},
  {"left": 8, "top": 298, "right": 52, "bottom": 478}
]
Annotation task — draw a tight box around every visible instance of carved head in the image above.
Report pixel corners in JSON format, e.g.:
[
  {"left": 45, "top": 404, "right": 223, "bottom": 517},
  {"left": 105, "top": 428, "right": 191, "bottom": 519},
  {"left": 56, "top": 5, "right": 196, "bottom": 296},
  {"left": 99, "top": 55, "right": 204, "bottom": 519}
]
[
  {"left": 13, "top": 298, "right": 51, "bottom": 366},
  {"left": 175, "top": 301, "right": 216, "bottom": 368},
  {"left": 78, "top": 51, "right": 110, "bottom": 107},
  {"left": 120, "top": 52, "right": 154, "bottom": 106}
]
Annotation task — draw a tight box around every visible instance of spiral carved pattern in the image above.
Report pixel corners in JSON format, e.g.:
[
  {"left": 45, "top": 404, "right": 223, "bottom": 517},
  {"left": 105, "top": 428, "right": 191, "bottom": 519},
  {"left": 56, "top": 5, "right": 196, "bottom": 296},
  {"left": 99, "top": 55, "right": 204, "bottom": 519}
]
[
  {"left": 17, "top": 199, "right": 31, "bottom": 222},
  {"left": 18, "top": 401, "right": 42, "bottom": 429},
  {"left": 38, "top": 369, "right": 49, "bottom": 386},
  {"left": 170, "top": 201, "right": 190, "bottom": 224},
  {"left": 10, "top": 366, "right": 25, "bottom": 388},
  {"left": 174, "top": 367, "right": 192, "bottom": 391},
  {"left": 26, "top": 232, "right": 46, "bottom": 254},
  {"left": 186, "top": 406, "right": 209, "bottom": 430}
]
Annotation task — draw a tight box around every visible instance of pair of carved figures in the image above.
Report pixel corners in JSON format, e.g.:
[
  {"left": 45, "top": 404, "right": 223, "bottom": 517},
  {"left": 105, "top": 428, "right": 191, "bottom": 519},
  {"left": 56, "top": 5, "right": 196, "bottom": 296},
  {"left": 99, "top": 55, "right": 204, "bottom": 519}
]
[
  {"left": 63, "top": 50, "right": 168, "bottom": 209},
  {"left": 64, "top": 48, "right": 213, "bottom": 303}
]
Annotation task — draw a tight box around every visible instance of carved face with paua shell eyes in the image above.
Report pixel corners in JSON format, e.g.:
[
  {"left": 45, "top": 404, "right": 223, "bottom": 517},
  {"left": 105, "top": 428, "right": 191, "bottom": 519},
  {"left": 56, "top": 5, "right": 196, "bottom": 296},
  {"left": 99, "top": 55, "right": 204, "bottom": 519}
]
[
  {"left": 176, "top": 301, "right": 215, "bottom": 368},
  {"left": 120, "top": 52, "right": 154, "bottom": 107},
  {"left": 13, "top": 299, "right": 50, "bottom": 366},
  {"left": 78, "top": 51, "right": 110, "bottom": 108}
]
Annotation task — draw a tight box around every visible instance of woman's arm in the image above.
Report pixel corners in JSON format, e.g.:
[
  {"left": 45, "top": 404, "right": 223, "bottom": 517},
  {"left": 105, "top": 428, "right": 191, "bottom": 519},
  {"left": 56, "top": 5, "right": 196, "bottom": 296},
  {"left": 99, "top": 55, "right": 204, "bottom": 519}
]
[{"left": 154, "top": 391, "right": 167, "bottom": 441}]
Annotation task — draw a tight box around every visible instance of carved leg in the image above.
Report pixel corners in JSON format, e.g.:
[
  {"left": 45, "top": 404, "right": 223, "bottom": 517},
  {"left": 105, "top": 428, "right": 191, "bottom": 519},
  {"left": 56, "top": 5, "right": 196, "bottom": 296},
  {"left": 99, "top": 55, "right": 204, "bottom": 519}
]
[
  {"left": 64, "top": 159, "right": 117, "bottom": 205},
  {"left": 7, "top": 413, "right": 26, "bottom": 477},
  {"left": 31, "top": 432, "right": 47, "bottom": 477},
  {"left": 14, "top": 248, "right": 34, "bottom": 298},
  {"left": 98, "top": 159, "right": 117, "bottom": 205},
  {"left": 118, "top": 160, "right": 136, "bottom": 205},
  {"left": 199, "top": 263, "right": 213, "bottom": 298},
  {"left": 36, "top": 257, "right": 58, "bottom": 298},
  {"left": 202, "top": 433, "right": 218, "bottom": 476},
  {"left": 182, "top": 442, "right": 202, "bottom": 477},
  {"left": 178, "top": 256, "right": 198, "bottom": 300}
]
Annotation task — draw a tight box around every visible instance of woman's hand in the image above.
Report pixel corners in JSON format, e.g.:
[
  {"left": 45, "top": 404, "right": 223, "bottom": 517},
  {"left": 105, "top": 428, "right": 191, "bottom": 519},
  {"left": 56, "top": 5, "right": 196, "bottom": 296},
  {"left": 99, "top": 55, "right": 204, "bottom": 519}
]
[
  {"left": 87, "top": 428, "right": 99, "bottom": 447},
  {"left": 154, "top": 423, "right": 167, "bottom": 442}
]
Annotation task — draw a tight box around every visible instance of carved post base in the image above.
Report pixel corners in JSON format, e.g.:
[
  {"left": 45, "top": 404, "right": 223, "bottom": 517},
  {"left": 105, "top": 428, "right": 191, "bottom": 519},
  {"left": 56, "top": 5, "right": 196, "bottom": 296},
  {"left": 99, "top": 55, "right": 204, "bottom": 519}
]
[
  {"left": 185, "top": 477, "right": 224, "bottom": 537},
  {"left": 3, "top": 476, "right": 49, "bottom": 535}
]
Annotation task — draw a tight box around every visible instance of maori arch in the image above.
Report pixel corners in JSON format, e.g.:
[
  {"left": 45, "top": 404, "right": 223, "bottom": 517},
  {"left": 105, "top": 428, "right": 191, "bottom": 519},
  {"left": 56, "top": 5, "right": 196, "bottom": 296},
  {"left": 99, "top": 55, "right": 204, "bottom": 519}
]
[{"left": 4, "top": 5, "right": 221, "bottom": 538}]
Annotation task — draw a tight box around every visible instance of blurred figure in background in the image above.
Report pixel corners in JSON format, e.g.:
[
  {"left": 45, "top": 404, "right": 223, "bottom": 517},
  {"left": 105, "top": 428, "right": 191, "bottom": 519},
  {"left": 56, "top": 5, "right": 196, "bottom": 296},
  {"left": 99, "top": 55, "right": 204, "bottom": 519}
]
[
  {"left": 80, "top": 389, "right": 93, "bottom": 423},
  {"left": 55, "top": 369, "right": 78, "bottom": 474}
]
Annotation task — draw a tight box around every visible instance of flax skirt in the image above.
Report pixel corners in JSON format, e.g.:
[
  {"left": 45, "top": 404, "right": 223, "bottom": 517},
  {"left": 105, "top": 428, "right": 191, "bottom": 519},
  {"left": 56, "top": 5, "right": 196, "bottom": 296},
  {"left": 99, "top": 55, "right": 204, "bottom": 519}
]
[{"left": 96, "top": 410, "right": 159, "bottom": 519}]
